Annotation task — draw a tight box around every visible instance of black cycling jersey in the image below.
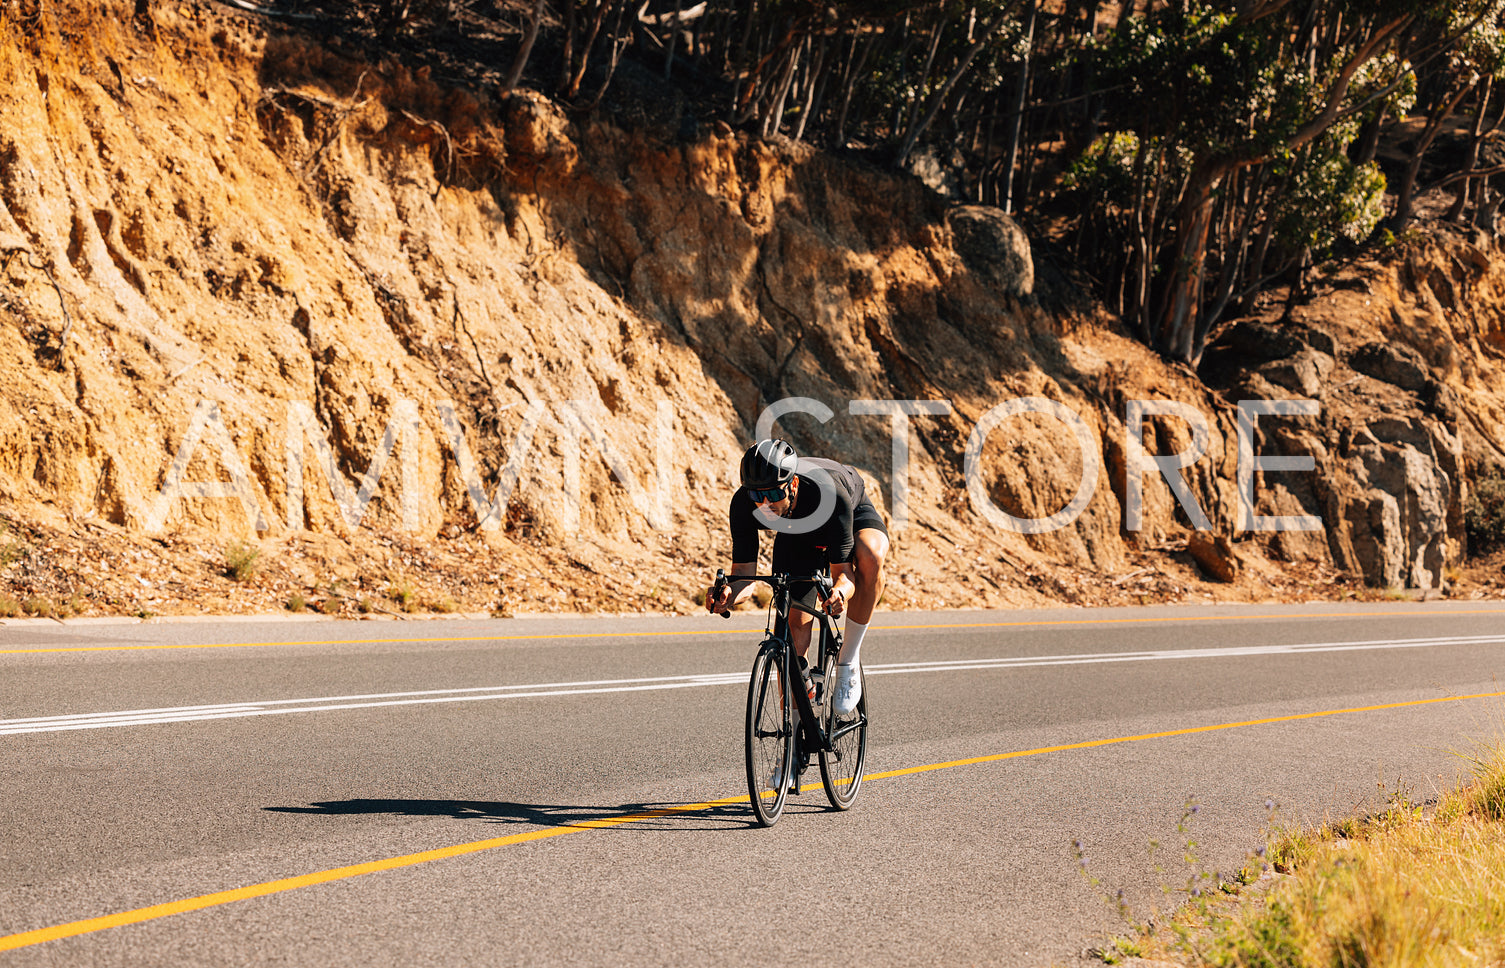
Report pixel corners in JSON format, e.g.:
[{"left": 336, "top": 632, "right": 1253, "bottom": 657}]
[{"left": 730, "top": 457, "right": 882, "bottom": 566}]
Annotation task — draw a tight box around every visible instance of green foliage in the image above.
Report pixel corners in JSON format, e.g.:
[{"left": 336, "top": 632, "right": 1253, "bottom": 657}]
[
  {"left": 1466, "top": 751, "right": 1505, "bottom": 821},
  {"left": 1351, "top": 52, "right": 1417, "bottom": 121},
  {"left": 1090, "top": 0, "right": 1419, "bottom": 166},
  {"left": 1065, "top": 0, "right": 1457, "bottom": 359},
  {"left": 1094, "top": 935, "right": 1144, "bottom": 964},
  {"left": 1451, "top": 1, "right": 1505, "bottom": 78},
  {"left": 1273, "top": 156, "right": 1387, "bottom": 253},
  {"left": 1061, "top": 131, "right": 1142, "bottom": 199},
  {"left": 1092, "top": 3, "right": 1319, "bottom": 155}
]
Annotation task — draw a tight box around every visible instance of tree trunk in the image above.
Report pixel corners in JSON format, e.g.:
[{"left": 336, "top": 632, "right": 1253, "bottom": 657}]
[
  {"left": 998, "top": 0, "right": 1036, "bottom": 214},
  {"left": 790, "top": 31, "right": 829, "bottom": 143},
  {"left": 502, "top": 0, "right": 545, "bottom": 96},
  {"left": 895, "top": 10, "right": 1010, "bottom": 168},
  {"left": 759, "top": 36, "right": 802, "bottom": 137},
  {"left": 833, "top": 30, "right": 876, "bottom": 148},
  {"left": 1389, "top": 81, "right": 1473, "bottom": 231},
  {"left": 1150, "top": 158, "right": 1231, "bottom": 363},
  {"left": 899, "top": 10, "right": 946, "bottom": 148},
  {"left": 583, "top": 0, "right": 634, "bottom": 111},
  {"left": 1447, "top": 77, "right": 1491, "bottom": 222},
  {"left": 563, "top": 0, "right": 616, "bottom": 100},
  {"left": 661, "top": 0, "right": 681, "bottom": 78},
  {"left": 560, "top": 0, "right": 577, "bottom": 94}
]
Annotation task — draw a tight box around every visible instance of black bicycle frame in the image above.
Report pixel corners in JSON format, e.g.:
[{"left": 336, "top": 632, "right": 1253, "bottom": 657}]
[{"left": 722, "top": 569, "right": 861, "bottom": 754}]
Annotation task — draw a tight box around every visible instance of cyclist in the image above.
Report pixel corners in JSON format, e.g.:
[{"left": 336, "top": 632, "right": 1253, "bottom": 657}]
[{"left": 705, "top": 438, "right": 889, "bottom": 719}]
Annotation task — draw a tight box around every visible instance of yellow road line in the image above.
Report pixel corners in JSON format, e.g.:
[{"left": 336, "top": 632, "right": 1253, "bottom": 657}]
[
  {"left": 862, "top": 689, "right": 1505, "bottom": 782},
  {"left": 0, "top": 630, "right": 745, "bottom": 655},
  {"left": 0, "top": 797, "right": 749, "bottom": 952},
  {"left": 3, "top": 687, "right": 1503, "bottom": 952},
  {"left": 4, "top": 607, "right": 1503, "bottom": 655}
]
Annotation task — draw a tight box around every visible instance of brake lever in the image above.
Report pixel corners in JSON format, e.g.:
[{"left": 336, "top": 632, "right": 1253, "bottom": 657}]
[
  {"left": 713, "top": 568, "right": 731, "bottom": 619},
  {"left": 816, "top": 574, "right": 844, "bottom": 616}
]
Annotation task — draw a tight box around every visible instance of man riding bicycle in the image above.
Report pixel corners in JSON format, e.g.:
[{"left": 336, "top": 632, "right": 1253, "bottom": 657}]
[{"left": 705, "top": 439, "right": 889, "bottom": 717}]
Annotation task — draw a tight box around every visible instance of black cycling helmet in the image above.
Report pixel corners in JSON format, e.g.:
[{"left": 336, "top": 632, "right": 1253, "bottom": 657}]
[{"left": 740, "top": 438, "right": 798, "bottom": 490}]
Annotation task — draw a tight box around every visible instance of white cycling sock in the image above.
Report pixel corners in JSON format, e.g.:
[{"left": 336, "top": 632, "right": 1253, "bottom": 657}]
[{"left": 839, "top": 618, "right": 868, "bottom": 666}]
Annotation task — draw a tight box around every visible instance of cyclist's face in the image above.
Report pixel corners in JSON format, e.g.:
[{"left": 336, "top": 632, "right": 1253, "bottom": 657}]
[{"left": 753, "top": 478, "right": 795, "bottom": 515}]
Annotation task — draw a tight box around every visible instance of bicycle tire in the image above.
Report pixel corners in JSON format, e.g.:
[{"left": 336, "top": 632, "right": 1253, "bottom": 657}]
[
  {"left": 818, "top": 658, "right": 868, "bottom": 810},
  {"left": 745, "top": 642, "right": 794, "bottom": 827}
]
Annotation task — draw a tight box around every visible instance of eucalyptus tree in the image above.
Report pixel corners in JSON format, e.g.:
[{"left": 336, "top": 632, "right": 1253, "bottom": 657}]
[
  {"left": 331, "top": 0, "right": 1504, "bottom": 366},
  {"left": 1059, "top": 0, "right": 1461, "bottom": 365},
  {"left": 1409, "top": 2, "right": 1505, "bottom": 228}
]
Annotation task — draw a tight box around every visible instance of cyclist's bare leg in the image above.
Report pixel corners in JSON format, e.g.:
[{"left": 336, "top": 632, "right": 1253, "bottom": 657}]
[
  {"left": 847, "top": 527, "right": 889, "bottom": 624},
  {"left": 827, "top": 527, "right": 888, "bottom": 670},
  {"left": 788, "top": 608, "right": 814, "bottom": 659}
]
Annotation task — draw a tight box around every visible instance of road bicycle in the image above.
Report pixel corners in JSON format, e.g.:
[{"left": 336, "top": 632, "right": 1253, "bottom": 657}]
[{"left": 712, "top": 568, "right": 869, "bottom": 826}]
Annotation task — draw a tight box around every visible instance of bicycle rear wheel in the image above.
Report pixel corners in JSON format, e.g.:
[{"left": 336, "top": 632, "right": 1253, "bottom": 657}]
[
  {"left": 745, "top": 642, "right": 794, "bottom": 827},
  {"left": 818, "top": 657, "right": 868, "bottom": 810}
]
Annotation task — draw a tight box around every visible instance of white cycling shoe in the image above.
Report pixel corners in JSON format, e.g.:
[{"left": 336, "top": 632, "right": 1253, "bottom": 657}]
[
  {"left": 832, "top": 663, "right": 862, "bottom": 717},
  {"left": 770, "top": 759, "right": 799, "bottom": 794}
]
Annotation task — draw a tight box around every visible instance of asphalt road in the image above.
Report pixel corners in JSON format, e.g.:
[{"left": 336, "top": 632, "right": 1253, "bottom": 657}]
[{"left": 3, "top": 602, "right": 1505, "bottom": 966}]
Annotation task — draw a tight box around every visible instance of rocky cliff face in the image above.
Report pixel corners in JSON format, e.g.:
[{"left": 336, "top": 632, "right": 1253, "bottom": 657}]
[
  {"left": 0, "top": 1, "right": 1502, "bottom": 619},
  {"left": 1202, "top": 233, "right": 1505, "bottom": 591}
]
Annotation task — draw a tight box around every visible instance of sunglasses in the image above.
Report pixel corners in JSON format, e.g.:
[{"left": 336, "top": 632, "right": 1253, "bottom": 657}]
[{"left": 746, "top": 484, "right": 789, "bottom": 504}]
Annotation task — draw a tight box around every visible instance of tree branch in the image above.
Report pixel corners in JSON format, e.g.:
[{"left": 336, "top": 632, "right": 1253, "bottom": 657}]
[
  {"left": 1425, "top": 163, "right": 1505, "bottom": 194},
  {"left": 1287, "top": 14, "right": 1413, "bottom": 152}
]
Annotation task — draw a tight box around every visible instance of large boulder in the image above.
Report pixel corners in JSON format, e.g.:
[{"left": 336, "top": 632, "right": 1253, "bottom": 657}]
[
  {"left": 1349, "top": 341, "right": 1431, "bottom": 392},
  {"left": 1326, "top": 416, "right": 1457, "bottom": 589},
  {"left": 1261, "top": 347, "right": 1336, "bottom": 398},
  {"left": 945, "top": 205, "right": 1034, "bottom": 299}
]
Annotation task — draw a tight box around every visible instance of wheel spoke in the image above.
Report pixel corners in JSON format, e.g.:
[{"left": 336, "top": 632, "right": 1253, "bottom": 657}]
[
  {"left": 818, "top": 656, "right": 867, "bottom": 810},
  {"left": 745, "top": 644, "right": 793, "bottom": 826}
]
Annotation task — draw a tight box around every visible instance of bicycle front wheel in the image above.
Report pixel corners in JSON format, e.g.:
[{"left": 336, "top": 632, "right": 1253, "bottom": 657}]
[
  {"left": 745, "top": 643, "right": 794, "bottom": 827},
  {"left": 818, "top": 658, "right": 868, "bottom": 810}
]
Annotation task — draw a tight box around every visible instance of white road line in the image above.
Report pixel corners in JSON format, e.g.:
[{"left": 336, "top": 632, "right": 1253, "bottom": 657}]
[
  {"left": 4, "top": 633, "right": 1500, "bottom": 736},
  {"left": 864, "top": 633, "right": 1505, "bottom": 675}
]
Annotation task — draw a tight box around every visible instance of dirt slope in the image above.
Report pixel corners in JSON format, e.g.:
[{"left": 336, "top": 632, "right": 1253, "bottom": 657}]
[{"left": 0, "top": 0, "right": 1502, "bottom": 620}]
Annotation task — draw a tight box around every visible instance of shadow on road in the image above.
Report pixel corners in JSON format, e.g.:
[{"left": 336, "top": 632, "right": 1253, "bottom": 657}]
[{"left": 262, "top": 797, "right": 816, "bottom": 831}]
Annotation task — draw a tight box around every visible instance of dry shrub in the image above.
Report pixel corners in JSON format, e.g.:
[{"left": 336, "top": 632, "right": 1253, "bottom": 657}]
[{"left": 224, "top": 540, "right": 262, "bottom": 581}]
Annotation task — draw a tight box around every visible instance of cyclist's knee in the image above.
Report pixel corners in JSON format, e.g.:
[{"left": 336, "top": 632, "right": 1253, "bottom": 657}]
[{"left": 854, "top": 531, "right": 888, "bottom": 579}]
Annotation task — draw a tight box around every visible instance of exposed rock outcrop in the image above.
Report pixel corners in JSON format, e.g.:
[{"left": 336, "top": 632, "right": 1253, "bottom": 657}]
[{"left": 0, "top": 1, "right": 1502, "bottom": 619}]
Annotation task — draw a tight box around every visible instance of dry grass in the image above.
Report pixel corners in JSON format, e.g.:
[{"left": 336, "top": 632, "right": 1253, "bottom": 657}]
[
  {"left": 386, "top": 577, "right": 418, "bottom": 612},
  {"left": 21, "top": 595, "right": 54, "bottom": 617},
  {"left": 1116, "top": 743, "right": 1505, "bottom": 967},
  {"left": 224, "top": 540, "right": 263, "bottom": 582},
  {"left": 0, "top": 535, "right": 22, "bottom": 569},
  {"left": 315, "top": 583, "right": 345, "bottom": 614},
  {"left": 427, "top": 594, "right": 460, "bottom": 614}
]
